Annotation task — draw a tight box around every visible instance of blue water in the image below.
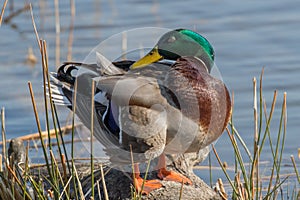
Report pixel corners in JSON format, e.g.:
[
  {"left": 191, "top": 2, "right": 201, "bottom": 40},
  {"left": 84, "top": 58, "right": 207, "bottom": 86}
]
[{"left": 0, "top": 0, "right": 299, "bottom": 190}]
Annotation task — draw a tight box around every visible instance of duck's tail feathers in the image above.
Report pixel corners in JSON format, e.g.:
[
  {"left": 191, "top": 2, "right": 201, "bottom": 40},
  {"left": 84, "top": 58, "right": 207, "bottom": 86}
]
[
  {"left": 46, "top": 62, "right": 81, "bottom": 107},
  {"left": 46, "top": 72, "right": 73, "bottom": 107}
]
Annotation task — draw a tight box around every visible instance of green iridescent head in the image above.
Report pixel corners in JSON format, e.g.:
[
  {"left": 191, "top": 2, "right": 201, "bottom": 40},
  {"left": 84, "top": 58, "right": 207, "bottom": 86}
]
[{"left": 131, "top": 29, "right": 215, "bottom": 71}]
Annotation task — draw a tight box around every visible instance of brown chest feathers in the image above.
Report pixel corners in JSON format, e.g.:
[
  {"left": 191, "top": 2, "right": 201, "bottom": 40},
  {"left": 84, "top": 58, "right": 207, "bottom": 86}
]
[{"left": 165, "top": 57, "right": 231, "bottom": 139}]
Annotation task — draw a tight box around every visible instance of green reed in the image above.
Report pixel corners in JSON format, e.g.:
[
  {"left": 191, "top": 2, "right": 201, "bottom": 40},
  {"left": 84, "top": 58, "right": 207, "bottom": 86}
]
[{"left": 212, "top": 69, "right": 296, "bottom": 200}]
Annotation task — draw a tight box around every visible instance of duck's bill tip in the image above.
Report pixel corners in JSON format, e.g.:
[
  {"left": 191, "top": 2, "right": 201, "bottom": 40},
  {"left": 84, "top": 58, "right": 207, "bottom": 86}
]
[{"left": 130, "top": 46, "right": 163, "bottom": 69}]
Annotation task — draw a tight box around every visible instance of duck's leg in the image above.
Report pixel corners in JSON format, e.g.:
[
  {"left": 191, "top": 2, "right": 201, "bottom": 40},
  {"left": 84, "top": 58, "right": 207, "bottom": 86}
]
[
  {"left": 133, "top": 163, "right": 162, "bottom": 195},
  {"left": 157, "top": 154, "right": 192, "bottom": 185}
]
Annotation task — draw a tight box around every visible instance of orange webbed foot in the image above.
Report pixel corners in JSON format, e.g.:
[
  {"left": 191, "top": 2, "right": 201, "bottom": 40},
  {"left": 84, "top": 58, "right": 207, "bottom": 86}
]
[
  {"left": 156, "top": 154, "right": 192, "bottom": 185},
  {"left": 133, "top": 176, "right": 163, "bottom": 195},
  {"left": 157, "top": 168, "right": 192, "bottom": 185},
  {"left": 133, "top": 163, "right": 163, "bottom": 195}
]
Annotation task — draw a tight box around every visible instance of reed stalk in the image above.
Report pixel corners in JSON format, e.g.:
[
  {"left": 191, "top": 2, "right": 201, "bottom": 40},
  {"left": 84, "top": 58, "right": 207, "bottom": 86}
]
[
  {"left": 100, "top": 164, "right": 109, "bottom": 200},
  {"left": 1, "top": 108, "right": 7, "bottom": 164},
  {"left": 28, "top": 82, "right": 51, "bottom": 177},
  {"left": 212, "top": 144, "right": 239, "bottom": 196},
  {"left": 67, "top": 0, "right": 75, "bottom": 61},
  {"left": 0, "top": 0, "right": 8, "bottom": 26},
  {"left": 214, "top": 70, "right": 292, "bottom": 199},
  {"left": 54, "top": 0, "right": 61, "bottom": 67},
  {"left": 208, "top": 152, "right": 213, "bottom": 187},
  {"left": 71, "top": 78, "right": 79, "bottom": 200},
  {"left": 90, "top": 80, "right": 95, "bottom": 198},
  {"left": 179, "top": 181, "right": 184, "bottom": 200}
]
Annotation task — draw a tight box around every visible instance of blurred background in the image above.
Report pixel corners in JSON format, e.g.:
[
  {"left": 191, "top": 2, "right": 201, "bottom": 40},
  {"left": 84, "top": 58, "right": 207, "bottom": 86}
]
[{"left": 0, "top": 0, "right": 299, "bottom": 186}]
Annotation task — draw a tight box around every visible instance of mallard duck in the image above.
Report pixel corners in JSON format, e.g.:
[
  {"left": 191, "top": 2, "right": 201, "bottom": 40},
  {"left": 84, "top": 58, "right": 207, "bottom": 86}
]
[{"left": 50, "top": 29, "right": 231, "bottom": 194}]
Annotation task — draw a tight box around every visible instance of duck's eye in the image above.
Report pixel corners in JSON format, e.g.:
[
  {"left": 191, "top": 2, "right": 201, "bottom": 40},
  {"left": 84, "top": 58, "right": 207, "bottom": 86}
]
[{"left": 167, "top": 36, "right": 176, "bottom": 43}]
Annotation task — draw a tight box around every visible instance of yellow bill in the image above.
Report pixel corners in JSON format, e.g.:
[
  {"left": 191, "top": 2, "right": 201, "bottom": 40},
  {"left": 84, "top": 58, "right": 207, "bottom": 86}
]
[{"left": 130, "top": 45, "right": 163, "bottom": 69}]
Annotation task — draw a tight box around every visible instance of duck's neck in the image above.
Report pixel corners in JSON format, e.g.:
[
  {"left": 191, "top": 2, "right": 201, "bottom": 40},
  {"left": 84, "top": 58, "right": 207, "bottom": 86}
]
[{"left": 194, "top": 51, "right": 214, "bottom": 73}]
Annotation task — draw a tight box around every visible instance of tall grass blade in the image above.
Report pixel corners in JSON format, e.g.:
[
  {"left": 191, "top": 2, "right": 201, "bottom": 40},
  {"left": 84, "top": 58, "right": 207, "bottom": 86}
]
[
  {"left": 67, "top": 0, "right": 75, "bottom": 61},
  {"left": 226, "top": 128, "right": 251, "bottom": 199},
  {"left": 1, "top": 107, "right": 7, "bottom": 164},
  {"left": 54, "top": 0, "right": 61, "bottom": 66},
  {"left": 208, "top": 152, "right": 213, "bottom": 188},
  {"left": 28, "top": 82, "right": 51, "bottom": 177},
  {"left": 29, "top": 4, "right": 41, "bottom": 50},
  {"left": 90, "top": 80, "right": 95, "bottom": 198},
  {"left": 71, "top": 79, "right": 79, "bottom": 200},
  {"left": 290, "top": 156, "right": 300, "bottom": 184},
  {"left": 53, "top": 107, "right": 71, "bottom": 175},
  {"left": 277, "top": 93, "right": 287, "bottom": 182},
  {"left": 212, "top": 144, "right": 239, "bottom": 196},
  {"left": 258, "top": 91, "right": 277, "bottom": 156},
  {"left": 100, "top": 164, "right": 109, "bottom": 200},
  {"left": 0, "top": 0, "right": 8, "bottom": 26},
  {"left": 258, "top": 68, "right": 264, "bottom": 142},
  {"left": 40, "top": 40, "right": 53, "bottom": 152},
  {"left": 229, "top": 123, "right": 252, "bottom": 162}
]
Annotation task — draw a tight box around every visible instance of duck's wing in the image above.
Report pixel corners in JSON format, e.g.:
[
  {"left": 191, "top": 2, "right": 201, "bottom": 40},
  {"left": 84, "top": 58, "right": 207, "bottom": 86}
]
[
  {"left": 94, "top": 75, "right": 167, "bottom": 107},
  {"left": 49, "top": 62, "right": 169, "bottom": 164},
  {"left": 93, "top": 74, "right": 170, "bottom": 163}
]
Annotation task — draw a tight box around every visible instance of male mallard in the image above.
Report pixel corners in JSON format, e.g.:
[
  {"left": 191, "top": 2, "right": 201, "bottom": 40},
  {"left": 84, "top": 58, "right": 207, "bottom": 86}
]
[{"left": 50, "top": 29, "right": 231, "bottom": 194}]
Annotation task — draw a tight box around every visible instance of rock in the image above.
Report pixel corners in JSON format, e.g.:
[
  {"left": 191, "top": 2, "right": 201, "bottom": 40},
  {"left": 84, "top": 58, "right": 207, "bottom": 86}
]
[
  {"left": 8, "top": 138, "right": 26, "bottom": 165},
  {"left": 80, "top": 148, "right": 222, "bottom": 200},
  {"left": 27, "top": 145, "right": 222, "bottom": 199},
  {"left": 82, "top": 168, "right": 222, "bottom": 200}
]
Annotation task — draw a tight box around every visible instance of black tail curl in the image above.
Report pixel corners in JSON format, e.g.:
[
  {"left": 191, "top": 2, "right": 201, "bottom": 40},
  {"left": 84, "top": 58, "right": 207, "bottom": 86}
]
[{"left": 57, "top": 63, "right": 79, "bottom": 85}]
